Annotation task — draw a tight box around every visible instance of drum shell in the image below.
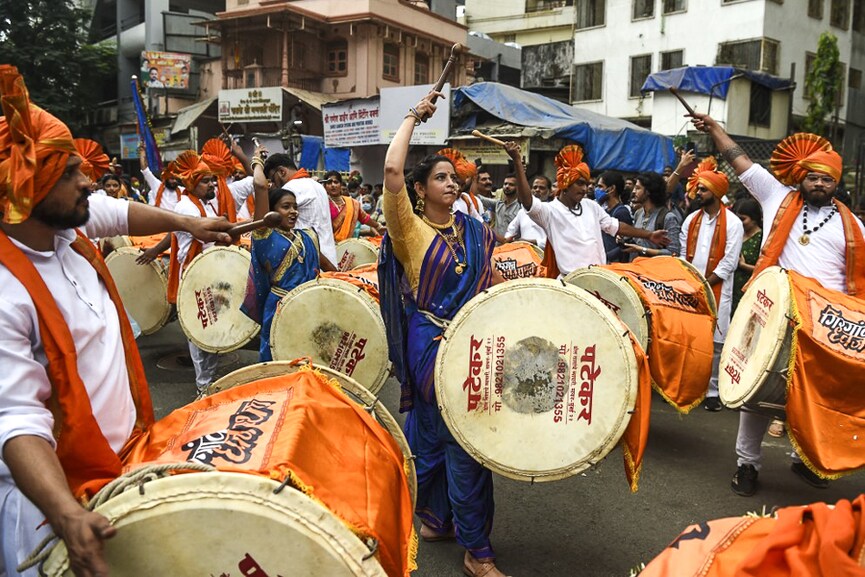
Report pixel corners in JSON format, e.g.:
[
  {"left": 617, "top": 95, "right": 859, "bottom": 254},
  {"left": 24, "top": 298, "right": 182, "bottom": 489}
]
[{"left": 104, "top": 246, "right": 172, "bottom": 335}]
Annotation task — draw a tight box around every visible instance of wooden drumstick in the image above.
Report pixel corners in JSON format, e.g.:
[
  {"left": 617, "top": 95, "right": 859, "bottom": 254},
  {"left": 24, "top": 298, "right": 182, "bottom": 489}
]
[
  {"left": 417, "top": 43, "right": 463, "bottom": 122},
  {"left": 669, "top": 87, "right": 696, "bottom": 116},
  {"left": 227, "top": 212, "right": 282, "bottom": 238},
  {"left": 471, "top": 130, "right": 506, "bottom": 147}
]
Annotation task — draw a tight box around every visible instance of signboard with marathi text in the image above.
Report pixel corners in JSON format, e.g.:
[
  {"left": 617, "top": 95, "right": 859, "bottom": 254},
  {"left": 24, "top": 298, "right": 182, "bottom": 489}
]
[
  {"left": 452, "top": 137, "right": 530, "bottom": 166},
  {"left": 140, "top": 51, "right": 191, "bottom": 90},
  {"left": 379, "top": 83, "right": 450, "bottom": 146},
  {"left": 322, "top": 98, "right": 381, "bottom": 148},
  {"left": 218, "top": 87, "right": 283, "bottom": 123}
]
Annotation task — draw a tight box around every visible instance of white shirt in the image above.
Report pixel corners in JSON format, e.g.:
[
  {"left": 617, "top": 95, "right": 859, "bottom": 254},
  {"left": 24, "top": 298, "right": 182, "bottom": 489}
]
[
  {"left": 526, "top": 196, "right": 619, "bottom": 275},
  {"left": 679, "top": 206, "right": 744, "bottom": 341},
  {"left": 173, "top": 195, "right": 219, "bottom": 266},
  {"left": 739, "top": 164, "right": 865, "bottom": 294},
  {"left": 506, "top": 208, "right": 547, "bottom": 250},
  {"left": 284, "top": 177, "right": 337, "bottom": 263},
  {"left": 0, "top": 195, "right": 136, "bottom": 481},
  {"left": 142, "top": 167, "right": 182, "bottom": 212},
  {"left": 453, "top": 194, "right": 484, "bottom": 223}
]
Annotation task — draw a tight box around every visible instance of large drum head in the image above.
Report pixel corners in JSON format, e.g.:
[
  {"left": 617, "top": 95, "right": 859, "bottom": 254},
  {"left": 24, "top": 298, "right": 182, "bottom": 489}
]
[
  {"left": 435, "top": 278, "right": 639, "bottom": 482},
  {"left": 720, "top": 267, "right": 792, "bottom": 408},
  {"left": 207, "top": 361, "right": 416, "bottom": 506},
  {"left": 177, "top": 245, "right": 260, "bottom": 353},
  {"left": 104, "top": 247, "right": 171, "bottom": 335},
  {"left": 679, "top": 259, "right": 718, "bottom": 318},
  {"left": 270, "top": 278, "right": 390, "bottom": 394},
  {"left": 564, "top": 266, "right": 649, "bottom": 350},
  {"left": 336, "top": 238, "right": 379, "bottom": 271},
  {"left": 42, "top": 472, "right": 386, "bottom": 577}
]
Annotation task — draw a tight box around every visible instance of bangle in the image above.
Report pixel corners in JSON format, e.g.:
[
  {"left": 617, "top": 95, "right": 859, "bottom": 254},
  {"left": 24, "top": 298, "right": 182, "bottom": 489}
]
[
  {"left": 672, "top": 170, "right": 681, "bottom": 177},
  {"left": 406, "top": 107, "right": 423, "bottom": 126}
]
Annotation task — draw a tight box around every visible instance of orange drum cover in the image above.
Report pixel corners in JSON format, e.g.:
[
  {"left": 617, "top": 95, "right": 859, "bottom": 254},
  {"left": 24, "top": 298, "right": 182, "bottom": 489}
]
[
  {"left": 128, "top": 234, "right": 168, "bottom": 255},
  {"left": 366, "top": 236, "right": 383, "bottom": 249},
  {"left": 322, "top": 263, "right": 381, "bottom": 303},
  {"left": 122, "top": 369, "right": 414, "bottom": 577},
  {"left": 492, "top": 241, "right": 546, "bottom": 280}
]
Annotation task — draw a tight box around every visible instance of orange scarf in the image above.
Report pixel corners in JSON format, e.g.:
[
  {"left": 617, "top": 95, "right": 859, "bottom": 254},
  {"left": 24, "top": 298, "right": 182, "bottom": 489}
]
[
  {"left": 153, "top": 182, "right": 180, "bottom": 208},
  {"left": 541, "top": 240, "right": 560, "bottom": 279},
  {"left": 215, "top": 175, "right": 238, "bottom": 223},
  {"left": 748, "top": 191, "right": 865, "bottom": 297},
  {"left": 686, "top": 207, "right": 728, "bottom": 306},
  {"left": 167, "top": 194, "right": 207, "bottom": 304},
  {"left": 0, "top": 229, "right": 154, "bottom": 498},
  {"left": 333, "top": 196, "right": 359, "bottom": 242}
]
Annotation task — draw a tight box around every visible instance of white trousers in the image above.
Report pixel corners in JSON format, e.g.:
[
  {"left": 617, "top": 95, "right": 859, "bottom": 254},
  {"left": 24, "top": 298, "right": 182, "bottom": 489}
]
[
  {"left": 707, "top": 341, "right": 723, "bottom": 399},
  {"left": 735, "top": 410, "right": 801, "bottom": 470},
  {"left": 188, "top": 341, "right": 218, "bottom": 392},
  {"left": 0, "top": 480, "right": 50, "bottom": 577}
]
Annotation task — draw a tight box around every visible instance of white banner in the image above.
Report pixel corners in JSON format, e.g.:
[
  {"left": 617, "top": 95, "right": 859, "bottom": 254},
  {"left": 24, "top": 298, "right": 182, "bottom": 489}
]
[
  {"left": 322, "top": 98, "right": 381, "bottom": 148},
  {"left": 218, "top": 87, "right": 283, "bottom": 122},
  {"left": 379, "top": 83, "right": 451, "bottom": 146}
]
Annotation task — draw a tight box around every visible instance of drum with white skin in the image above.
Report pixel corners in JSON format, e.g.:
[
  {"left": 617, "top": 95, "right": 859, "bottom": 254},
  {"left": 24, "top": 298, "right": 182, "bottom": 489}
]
[
  {"left": 435, "top": 278, "right": 639, "bottom": 482},
  {"left": 104, "top": 246, "right": 171, "bottom": 335},
  {"left": 335, "top": 238, "right": 379, "bottom": 271},
  {"left": 177, "top": 245, "right": 260, "bottom": 353}
]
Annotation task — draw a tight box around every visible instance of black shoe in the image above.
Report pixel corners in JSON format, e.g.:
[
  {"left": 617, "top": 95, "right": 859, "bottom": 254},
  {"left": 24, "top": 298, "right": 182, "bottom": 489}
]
[
  {"left": 731, "top": 464, "right": 758, "bottom": 496},
  {"left": 703, "top": 396, "right": 723, "bottom": 412},
  {"left": 790, "top": 462, "right": 829, "bottom": 489}
]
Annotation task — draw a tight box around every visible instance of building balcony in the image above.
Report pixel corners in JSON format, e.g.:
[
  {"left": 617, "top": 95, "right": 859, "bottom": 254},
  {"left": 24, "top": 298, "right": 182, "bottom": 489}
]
[{"left": 222, "top": 66, "right": 320, "bottom": 92}]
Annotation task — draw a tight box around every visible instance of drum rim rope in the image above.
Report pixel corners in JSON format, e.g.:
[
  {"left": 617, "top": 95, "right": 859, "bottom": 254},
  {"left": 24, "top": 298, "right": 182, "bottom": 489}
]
[
  {"left": 719, "top": 266, "right": 793, "bottom": 408},
  {"left": 435, "top": 278, "right": 639, "bottom": 482},
  {"left": 176, "top": 244, "right": 261, "bottom": 353},
  {"left": 270, "top": 277, "right": 391, "bottom": 395},
  {"left": 104, "top": 246, "right": 172, "bottom": 335},
  {"left": 206, "top": 360, "right": 417, "bottom": 507}
]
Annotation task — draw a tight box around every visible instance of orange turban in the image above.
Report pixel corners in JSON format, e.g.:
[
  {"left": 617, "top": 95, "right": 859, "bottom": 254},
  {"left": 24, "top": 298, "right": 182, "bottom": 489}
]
[
  {"left": 436, "top": 147, "right": 477, "bottom": 182},
  {"left": 200, "top": 138, "right": 234, "bottom": 177},
  {"left": 73, "top": 138, "right": 109, "bottom": 183},
  {"left": 160, "top": 160, "right": 178, "bottom": 183},
  {"left": 687, "top": 156, "right": 728, "bottom": 199},
  {"left": 174, "top": 150, "right": 212, "bottom": 191},
  {"left": 771, "top": 133, "right": 842, "bottom": 186},
  {"left": 0, "top": 65, "right": 77, "bottom": 224},
  {"left": 555, "top": 144, "right": 590, "bottom": 192}
]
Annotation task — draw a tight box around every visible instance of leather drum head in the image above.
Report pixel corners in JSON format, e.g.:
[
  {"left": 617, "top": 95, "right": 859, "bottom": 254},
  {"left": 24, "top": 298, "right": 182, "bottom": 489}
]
[{"left": 105, "top": 246, "right": 171, "bottom": 335}]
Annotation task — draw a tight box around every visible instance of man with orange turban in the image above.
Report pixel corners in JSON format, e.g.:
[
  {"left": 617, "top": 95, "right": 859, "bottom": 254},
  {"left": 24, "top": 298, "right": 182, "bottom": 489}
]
[
  {"left": 679, "top": 157, "right": 744, "bottom": 412},
  {"left": 0, "top": 65, "right": 232, "bottom": 576},
  {"left": 512, "top": 142, "right": 670, "bottom": 277},
  {"left": 139, "top": 143, "right": 183, "bottom": 212},
  {"left": 692, "top": 113, "right": 865, "bottom": 497}
]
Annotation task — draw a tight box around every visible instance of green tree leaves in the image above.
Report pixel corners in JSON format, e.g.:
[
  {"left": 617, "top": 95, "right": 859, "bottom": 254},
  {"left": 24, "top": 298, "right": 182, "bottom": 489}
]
[{"left": 803, "top": 32, "right": 842, "bottom": 137}]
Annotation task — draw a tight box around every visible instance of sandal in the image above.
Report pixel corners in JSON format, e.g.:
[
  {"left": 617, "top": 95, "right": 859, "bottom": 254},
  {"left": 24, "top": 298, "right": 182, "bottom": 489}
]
[
  {"left": 419, "top": 523, "right": 455, "bottom": 542},
  {"left": 463, "top": 552, "right": 511, "bottom": 577}
]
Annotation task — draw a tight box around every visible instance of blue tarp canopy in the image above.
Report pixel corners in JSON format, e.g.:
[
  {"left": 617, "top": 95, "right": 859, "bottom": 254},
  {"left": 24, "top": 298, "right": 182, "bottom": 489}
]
[
  {"left": 452, "top": 82, "right": 676, "bottom": 173},
  {"left": 641, "top": 66, "right": 793, "bottom": 100}
]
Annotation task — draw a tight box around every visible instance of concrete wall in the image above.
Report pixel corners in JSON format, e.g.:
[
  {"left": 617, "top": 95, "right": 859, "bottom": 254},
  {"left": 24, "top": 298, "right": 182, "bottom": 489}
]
[{"left": 463, "top": 0, "right": 573, "bottom": 45}]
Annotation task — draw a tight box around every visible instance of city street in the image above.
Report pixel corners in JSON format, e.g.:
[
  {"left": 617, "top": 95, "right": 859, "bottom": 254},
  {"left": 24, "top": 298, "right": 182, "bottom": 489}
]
[{"left": 140, "top": 322, "right": 865, "bottom": 577}]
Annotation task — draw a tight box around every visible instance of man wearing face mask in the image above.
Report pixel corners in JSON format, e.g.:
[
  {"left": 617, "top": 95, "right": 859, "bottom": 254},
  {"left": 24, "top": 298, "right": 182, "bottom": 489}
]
[{"left": 678, "top": 157, "right": 743, "bottom": 413}]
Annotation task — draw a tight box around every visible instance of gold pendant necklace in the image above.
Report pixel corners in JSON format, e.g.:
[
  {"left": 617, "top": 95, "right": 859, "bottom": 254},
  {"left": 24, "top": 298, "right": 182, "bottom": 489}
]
[
  {"left": 798, "top": 234, "right": 810, "bottom": 246},
  {"left": 422, "top": 214, "right": 467, "bottom": 274}
]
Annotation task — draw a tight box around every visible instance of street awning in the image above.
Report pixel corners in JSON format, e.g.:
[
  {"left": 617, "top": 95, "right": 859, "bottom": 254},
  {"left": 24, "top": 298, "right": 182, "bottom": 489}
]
[
  {"left": 172, "top": 96, "right": 217, "bottom": 135},
  {"left": 641, "top": 66, "right": 794, "bottom": 100},
  {"left": 282, "top": 87, "right": 333, "bottom": 111}
]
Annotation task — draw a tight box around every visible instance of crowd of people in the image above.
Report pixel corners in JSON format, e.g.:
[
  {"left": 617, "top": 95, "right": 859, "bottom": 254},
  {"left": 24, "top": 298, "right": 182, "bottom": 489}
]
[{"left": 1, "top": 61, "right": 863, "bottom": 577}]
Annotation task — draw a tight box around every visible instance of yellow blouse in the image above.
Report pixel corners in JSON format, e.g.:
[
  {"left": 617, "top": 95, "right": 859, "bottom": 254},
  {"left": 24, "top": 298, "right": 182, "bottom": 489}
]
[{"left": 382, "top": 184, "right": 436, "bottom": 294}]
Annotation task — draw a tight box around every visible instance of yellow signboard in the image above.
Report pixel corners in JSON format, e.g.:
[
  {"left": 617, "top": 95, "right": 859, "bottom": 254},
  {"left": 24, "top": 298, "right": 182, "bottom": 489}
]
[{"left": 452, "top": 137, "right": 529, "bottom": 166}]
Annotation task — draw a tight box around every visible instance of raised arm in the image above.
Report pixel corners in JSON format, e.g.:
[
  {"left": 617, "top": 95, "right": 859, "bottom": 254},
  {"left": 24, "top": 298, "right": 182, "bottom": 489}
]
[
  {"left": 691, "top": 113, "right": 753, "bottom": 176},
  {"left": 127, "top": 202, "right": 232, "bottom": 244},
  {"left": 504, "top": 141, "right": 533, "bottom": 211},
  {"left": 666, "top": 149, "right": 695, "bottom": 195},
  {"left": 230, "top": 139, "right": 253, "bottom": 176},
  {"left": 251, "top": 145, "right": 269, "bottom": 221},
  {"left": 383, "top": 92, "right": 442, "bottom": 193}
]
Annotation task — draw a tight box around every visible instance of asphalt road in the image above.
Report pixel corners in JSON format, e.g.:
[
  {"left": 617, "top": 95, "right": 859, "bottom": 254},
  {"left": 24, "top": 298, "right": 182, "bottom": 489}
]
[{"left": 139, "top": 322, "right": 865, "bottom": 577}]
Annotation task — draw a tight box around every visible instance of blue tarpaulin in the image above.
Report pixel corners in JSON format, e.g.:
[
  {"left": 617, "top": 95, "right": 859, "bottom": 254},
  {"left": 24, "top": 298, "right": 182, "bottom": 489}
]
[
  {"left": 453, "top": 82, "right": 676, "bottom": 173},
  {"left": 641, "top": 66, "right": 793, "bottom": 100},
  {"left": 324, "top": 147, "right": 350, "bottom": 172},
  {"left": 299, "top": 135, "right": 350, "bottom": 172}
]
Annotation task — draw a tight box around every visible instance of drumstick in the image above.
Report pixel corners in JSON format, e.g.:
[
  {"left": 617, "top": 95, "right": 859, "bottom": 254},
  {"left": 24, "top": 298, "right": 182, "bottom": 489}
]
[
  {"left": 668, "top": 87, "right": 696, "bottom": 116},
  {"left": 417, "top": 43, "right": 463, "bottom": 123},
  {"left": 227, "top": 212, "right": 282, "bottom": 238},
  {"left": 471, "top": 130, "right": 506, "bottom": 147}
]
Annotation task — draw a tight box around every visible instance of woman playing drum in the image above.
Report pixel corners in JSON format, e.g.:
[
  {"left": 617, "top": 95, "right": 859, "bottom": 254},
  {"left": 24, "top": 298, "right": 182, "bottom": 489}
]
[
  {"left": 241, "top": 146, "right": 335, "bottom": 362},
  {"left": 324, "top": 170, "right": 386, "bottom": 241},
  {"left": 379, "top": 92, "right": 508, "bottom": 577}
]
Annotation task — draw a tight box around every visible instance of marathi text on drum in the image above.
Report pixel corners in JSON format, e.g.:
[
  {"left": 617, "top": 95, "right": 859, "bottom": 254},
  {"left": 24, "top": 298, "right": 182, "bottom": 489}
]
[
  {"left": 636, "top": 275, "right": 700, "bottom": 310},
  {"left": 813, "top": 296, "right": 865, "bottom": 355}
]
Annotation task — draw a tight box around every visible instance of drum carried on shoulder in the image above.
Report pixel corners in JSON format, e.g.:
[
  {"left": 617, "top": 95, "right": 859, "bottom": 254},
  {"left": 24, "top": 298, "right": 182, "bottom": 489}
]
[{"left": 435, "top": 278, "right": 640, "bottom": 482}]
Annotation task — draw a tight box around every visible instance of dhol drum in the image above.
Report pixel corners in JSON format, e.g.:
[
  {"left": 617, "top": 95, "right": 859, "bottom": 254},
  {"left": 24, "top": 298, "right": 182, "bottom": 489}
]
[
  {"left": 322, "top": 263, "right": 381, "bottom": 303},
  {"left": 270, "top": 277, "right": 390, "bottom": 395},
  {"left": 492, "top": 241, "right": 546, "bottom": 280},
  {"left": 719, "top": 266, "right": 793, "bottom": 418},
  {"left": 98, "top": 235, "right": 132, "bottom": 257},
  {"left": 435, "top": 278, "right": 639, "bottom": 482},
  {"left": 177, "top": 245, "right": 260, "bottom": 353},
  {"left": 42, "top": 472, "right": 388, "bottom": 577},
  {"left": 128, "top": 234, "right": 169, "bottom": 257},
  {"left": 104, "top": 246, "right": 171, "bottom": 335},
  {"left": 336, "top": 238, "right": 379, "bottom": 271},
  {"left": 206, "top": 360, "right": 417, "bottom": 506}
]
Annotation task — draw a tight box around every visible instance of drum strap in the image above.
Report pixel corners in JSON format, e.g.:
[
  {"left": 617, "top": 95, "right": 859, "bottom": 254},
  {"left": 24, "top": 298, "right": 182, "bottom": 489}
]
[{"left": 418, "top": 309, "right": 450, "bottom": 330}]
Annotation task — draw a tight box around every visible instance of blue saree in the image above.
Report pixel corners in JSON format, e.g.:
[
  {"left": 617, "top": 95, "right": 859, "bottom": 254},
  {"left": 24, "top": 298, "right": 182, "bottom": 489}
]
[
  {"left": 379, "top": 210, "right": 497, "bottom": 561},
  {"left": 242, "top": 228, "right": 319, "bottom": 361}
]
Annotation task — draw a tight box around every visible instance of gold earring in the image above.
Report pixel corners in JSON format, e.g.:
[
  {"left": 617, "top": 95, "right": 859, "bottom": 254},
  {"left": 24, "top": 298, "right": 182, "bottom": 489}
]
[{"left": 415, "top": 196, "right": 425, "bottom": 214}]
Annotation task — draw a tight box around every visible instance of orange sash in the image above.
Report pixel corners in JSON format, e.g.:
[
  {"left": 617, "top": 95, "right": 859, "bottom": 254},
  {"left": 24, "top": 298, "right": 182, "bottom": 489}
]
[
  {"left": 215, "top": 175, "right": 238, "bottom": 223},
  {"left": 748, "top": 192, "right": 865, "bottom": 297},
  {"left": 541, "top": 240, "right": 560, "bottom": 279},
  {"left": 786, "top": 271, "right": 865, "bottom": 477},
  {"left": 167, "top": 194, "right": 207, "bottom": 304},
  {"left": 154, "top": 183, "right": 179, "bottom": 208},
  {"left": 333, "top": 196, "right": 359, "bottom": 242},
  {"left": 0, "top": 229, "right": 154, "bottom": 498},
  {"left": 123, "top": 369, "right": 415, "bottom": 576},
  {"left": 686, "top": 207, "right": 728, "bottom": 306},
  {"left": 606, "top": 257, "right": 716, "bottom": 412}
]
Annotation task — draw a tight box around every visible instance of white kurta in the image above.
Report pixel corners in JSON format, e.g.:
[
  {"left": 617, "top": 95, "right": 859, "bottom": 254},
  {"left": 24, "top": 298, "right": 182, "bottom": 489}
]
[
  {"left": 283, "top": 177, "right": 337, "bottom": 263},
  {"left": 506, "top": 208, "right": 547, "bottom": 250},
  {"left": 143, "top": 166, "right": 182, "bottom": 212}
]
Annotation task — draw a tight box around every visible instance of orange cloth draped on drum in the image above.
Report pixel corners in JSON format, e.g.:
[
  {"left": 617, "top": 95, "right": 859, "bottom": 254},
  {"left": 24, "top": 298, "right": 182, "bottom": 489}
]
[
  {"left": 606, "top": 257, "right": 715, "bottom": 412},
  {"left": 0, "top": 64, "right": 78, "bottom": 224},
  {"left": 747, "top": 190, "right": 865, "bottom": 298},
  {"left": 492, "top": 242, "right": 547, "bottom": 280},
  {"left": 322, "top": 263, "right": 381, "bottom": 302},
  {"left": 622, "top": 333, "right": 653, "bottom": 492},
  {"left": 0, "top": 229, "right": 154, "bottom": 498},
  {"left": 166, "top": 193, "right": 207, "bottom": 304},
  {"left": 333, "top": 195, "right": 361, "bottom": 241},
  {"left": 541, "top": 241, "right": 560, "bottom": 279},
  {"left": 640, "top": 495, "right": 865, "bottom": 577},
  {"left": 785, "top": 272, "right": 865, "bottom": 477},
  {"left": 123, "top": 369, "right": 415, "bottom": 577},
  {"left": 685, "top": 208, "right": 727, "bottom": 306}
]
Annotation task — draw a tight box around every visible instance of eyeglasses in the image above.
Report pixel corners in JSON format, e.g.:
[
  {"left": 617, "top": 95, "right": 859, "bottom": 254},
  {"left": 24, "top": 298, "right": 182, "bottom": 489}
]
[{"left": 803, "top": 174, "right": 836, "bottom": 185}]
